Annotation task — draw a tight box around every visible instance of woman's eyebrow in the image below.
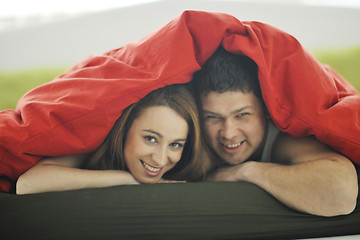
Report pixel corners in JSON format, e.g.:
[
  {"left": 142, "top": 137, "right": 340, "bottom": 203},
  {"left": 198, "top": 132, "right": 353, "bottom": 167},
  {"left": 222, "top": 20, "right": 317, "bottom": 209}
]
[
  {"left": 142, "top": 129, "right": 162, "bottom": 138},
  {"left": 142, "top": 129, "right": 187, "bottom": 142}
]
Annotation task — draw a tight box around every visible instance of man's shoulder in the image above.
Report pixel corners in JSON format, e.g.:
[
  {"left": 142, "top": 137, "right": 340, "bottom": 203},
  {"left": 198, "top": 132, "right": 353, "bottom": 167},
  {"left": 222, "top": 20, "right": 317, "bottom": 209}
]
[{"left": 271, "top": 133, "right": 336, "bottom": 164}]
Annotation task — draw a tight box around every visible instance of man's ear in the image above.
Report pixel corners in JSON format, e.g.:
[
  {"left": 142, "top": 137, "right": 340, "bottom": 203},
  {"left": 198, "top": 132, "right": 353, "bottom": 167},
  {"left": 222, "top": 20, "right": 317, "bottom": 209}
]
[
  {"left": 265, "top": 109, "right": 271, "bottom": 120},
  {"left": 259, "top": 98, "right": 270, "bottom": 119}
]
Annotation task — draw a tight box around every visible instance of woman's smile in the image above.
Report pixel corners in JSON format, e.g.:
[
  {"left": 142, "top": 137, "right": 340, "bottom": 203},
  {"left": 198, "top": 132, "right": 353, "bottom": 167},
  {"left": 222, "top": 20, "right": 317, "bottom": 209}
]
[{"left": 140, "top": 160, "right": 163, "bottom": 177}]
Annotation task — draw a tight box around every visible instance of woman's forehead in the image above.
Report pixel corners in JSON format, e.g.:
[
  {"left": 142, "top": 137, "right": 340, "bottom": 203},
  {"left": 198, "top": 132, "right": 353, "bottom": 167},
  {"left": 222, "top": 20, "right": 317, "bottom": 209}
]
[{"left": 133, "top": 106, "right": 189, "bottom": 139}]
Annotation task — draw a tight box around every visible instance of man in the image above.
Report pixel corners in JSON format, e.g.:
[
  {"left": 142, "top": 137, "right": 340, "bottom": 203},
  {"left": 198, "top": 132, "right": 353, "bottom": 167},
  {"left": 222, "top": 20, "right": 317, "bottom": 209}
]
[{"left": 191, "top": 46, "right": 358, "bottom": 217}]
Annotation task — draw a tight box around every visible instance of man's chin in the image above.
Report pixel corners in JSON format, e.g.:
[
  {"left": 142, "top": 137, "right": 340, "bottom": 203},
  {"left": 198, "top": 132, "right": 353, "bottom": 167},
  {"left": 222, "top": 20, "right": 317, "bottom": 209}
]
[
  {"left": 224, "top": 158, "right": 245, "bottom": 165},
  {"left": 217, "top": 152, "right": 246, "bottom": 165}
]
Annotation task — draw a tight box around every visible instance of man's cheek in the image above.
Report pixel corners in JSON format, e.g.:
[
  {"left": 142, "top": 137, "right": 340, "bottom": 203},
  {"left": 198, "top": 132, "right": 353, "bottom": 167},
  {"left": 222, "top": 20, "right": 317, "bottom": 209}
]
[
  {"left": 203, "top": 124, "right": 216, "bottom": 141},
  {"left": 203, "top": 122, "right": 211, "bottom": 134}
]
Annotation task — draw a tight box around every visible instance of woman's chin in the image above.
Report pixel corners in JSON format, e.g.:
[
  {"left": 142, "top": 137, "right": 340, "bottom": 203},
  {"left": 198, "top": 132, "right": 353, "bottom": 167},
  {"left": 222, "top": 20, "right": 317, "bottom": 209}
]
[{"left": 135, "top": 175, "right": 161, "bottom": 184}]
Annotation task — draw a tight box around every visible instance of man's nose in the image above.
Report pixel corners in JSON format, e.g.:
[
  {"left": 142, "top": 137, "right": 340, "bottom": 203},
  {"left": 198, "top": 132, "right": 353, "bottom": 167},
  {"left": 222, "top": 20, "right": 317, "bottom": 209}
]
[{"left": 221, "top": 119, "right": 238, "bottom": 140}]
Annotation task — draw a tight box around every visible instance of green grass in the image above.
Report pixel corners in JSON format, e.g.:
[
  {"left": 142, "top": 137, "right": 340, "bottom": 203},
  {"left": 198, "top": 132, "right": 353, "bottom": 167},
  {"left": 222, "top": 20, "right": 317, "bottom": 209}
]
[
  {"left": 0, "top": 46, "right": 359, "bottom": 111},
  {"left": 0, "top": 67, "right": 67, "bottom": 110},
  {"left": 312, "top": 46, "right": 360, "bottom": 90}
]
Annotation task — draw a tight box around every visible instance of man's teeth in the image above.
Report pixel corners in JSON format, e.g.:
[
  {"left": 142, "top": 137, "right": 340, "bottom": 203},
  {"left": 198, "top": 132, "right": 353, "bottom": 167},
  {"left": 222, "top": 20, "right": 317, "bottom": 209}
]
[
  {"left": 225, "top": 143, "right": 241, "bottom": 149},
  {"left": 142, "top": 161, "right": 161, "bottom": 172}
]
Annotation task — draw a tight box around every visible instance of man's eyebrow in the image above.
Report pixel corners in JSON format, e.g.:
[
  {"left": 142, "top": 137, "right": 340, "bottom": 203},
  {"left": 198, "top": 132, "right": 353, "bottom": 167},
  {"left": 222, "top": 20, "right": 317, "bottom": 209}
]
[
  {"left": 231, "top": 106, "right": 253, "bottom": 115},
  {"left": 203, "top": 106, "right": 253, "bottom": 116},
  {"left": 202, "top": 110, "right": 221, "bottom": 116},
  {"left": 142, "top": 129, "right": 187, "bottom": 142}
]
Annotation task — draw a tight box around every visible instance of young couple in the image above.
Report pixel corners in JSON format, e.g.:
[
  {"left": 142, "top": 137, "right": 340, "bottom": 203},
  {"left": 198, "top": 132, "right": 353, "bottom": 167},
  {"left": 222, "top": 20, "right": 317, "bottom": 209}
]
[{"left": 16, "top": 46, "right": 358, "bottom": 217}]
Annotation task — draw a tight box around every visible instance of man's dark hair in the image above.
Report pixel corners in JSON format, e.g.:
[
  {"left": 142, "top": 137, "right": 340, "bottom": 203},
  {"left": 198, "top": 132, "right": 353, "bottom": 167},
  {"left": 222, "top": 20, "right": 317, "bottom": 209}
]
[{"left": 191, "top": 45, "right": 262, "bottom": 100}]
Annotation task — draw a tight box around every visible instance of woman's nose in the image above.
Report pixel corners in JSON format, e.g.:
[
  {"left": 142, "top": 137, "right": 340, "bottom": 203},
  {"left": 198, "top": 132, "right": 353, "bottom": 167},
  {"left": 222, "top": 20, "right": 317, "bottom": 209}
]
[{"left": 151, "top": 147, "right": 168, "bottom": 166}]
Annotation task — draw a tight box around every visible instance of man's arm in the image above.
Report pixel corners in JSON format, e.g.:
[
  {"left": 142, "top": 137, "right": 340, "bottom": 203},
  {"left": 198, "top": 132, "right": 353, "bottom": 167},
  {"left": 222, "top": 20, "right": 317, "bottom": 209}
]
[
  {"left": 206, "top": 135, "right": 358, "bottom": 217},
  {"left": 16, "top": 155, "right": 139, "bottom": 194}
]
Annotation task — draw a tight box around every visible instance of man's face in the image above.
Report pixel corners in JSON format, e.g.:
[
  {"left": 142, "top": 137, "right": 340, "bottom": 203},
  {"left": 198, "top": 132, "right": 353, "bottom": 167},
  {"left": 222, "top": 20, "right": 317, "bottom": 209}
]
[{"left": 200, "top": 91, "right": 267, "bottom": 165}]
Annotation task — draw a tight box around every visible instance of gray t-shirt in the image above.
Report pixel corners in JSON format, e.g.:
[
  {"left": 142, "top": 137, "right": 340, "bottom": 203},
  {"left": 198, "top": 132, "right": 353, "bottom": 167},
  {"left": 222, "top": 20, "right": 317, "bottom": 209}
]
[{"left": 259, "top": 120, "right": 280, "bottom": 163}]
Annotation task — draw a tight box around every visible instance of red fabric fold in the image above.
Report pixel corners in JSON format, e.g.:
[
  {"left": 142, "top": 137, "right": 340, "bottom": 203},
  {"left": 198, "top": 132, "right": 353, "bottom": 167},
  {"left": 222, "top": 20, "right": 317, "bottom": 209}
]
[{"left": 1, "top": 10, "right": 359, "bottom": 192}]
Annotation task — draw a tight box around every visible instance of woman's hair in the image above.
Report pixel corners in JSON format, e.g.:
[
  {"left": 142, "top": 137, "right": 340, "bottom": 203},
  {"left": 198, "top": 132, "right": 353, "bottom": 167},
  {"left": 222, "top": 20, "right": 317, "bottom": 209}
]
[{"left": 85, "top": 84, "right": 203, "bottom": 181}]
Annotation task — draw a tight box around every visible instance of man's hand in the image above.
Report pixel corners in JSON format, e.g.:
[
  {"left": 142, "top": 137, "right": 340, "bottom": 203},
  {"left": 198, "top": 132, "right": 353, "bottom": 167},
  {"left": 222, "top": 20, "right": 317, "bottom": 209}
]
[{"left": 205, "top": 163, "right": 250, "bottom": 182}]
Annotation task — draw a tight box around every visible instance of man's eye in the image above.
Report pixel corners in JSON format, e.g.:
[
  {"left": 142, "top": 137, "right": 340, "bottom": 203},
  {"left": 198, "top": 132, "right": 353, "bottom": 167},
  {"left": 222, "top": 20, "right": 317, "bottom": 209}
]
[
  {"left": 236, "top": 112, "right": 250, "bottom": 118},
  {"left": 144, "top": 136, "right": 157, "bottom": 143},
  {"left": 204, "top": 115, "right": 220, "bottom": 120}
]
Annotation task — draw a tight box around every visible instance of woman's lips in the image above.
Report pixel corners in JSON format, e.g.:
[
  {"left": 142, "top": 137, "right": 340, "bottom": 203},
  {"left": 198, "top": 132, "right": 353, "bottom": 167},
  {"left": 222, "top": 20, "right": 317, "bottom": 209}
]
[{"left": 140, "top": 160, "right": 162, "bottom": 177}]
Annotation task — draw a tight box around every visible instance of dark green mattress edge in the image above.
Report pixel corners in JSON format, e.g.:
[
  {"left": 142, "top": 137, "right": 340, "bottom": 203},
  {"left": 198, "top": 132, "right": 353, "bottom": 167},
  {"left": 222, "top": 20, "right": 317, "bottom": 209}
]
[{"left": 1, "top": 181, "right": 359, "bottom": 240}]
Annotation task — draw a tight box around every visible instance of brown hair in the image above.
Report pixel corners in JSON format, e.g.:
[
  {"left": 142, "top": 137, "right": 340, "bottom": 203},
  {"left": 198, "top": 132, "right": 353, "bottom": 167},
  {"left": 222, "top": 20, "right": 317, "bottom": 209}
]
[
  {"left": 191, "top": 45, "right": 262, "bottom": 101},
  {"left": 85, "top": 84, "right": 203, "bottom": 181}
]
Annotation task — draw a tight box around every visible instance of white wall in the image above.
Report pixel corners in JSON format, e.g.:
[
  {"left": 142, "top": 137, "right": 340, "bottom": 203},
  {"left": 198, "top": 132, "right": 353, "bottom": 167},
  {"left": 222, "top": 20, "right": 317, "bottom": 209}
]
[{"left": 1, "top": 0, "right": 360, "bottom": 70}]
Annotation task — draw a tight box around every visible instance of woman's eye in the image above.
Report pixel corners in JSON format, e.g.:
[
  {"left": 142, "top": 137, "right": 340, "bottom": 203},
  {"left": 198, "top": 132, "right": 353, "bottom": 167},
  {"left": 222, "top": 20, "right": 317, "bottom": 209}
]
[
  {"left": 169, "top": 142, "right": 184, "bottom": 150},
  {"left": 144, "top": 136, "right": 157, "bottom": 143}
]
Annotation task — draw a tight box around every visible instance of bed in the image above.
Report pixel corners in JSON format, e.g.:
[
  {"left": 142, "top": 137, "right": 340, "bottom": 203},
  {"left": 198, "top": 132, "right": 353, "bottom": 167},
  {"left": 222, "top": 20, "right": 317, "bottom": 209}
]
[
  {"left": 1, "top": 10, "right": 360, "bottom": 239},
  {"left": 1, "top": 179, "right": 360, "bottom": 240}
]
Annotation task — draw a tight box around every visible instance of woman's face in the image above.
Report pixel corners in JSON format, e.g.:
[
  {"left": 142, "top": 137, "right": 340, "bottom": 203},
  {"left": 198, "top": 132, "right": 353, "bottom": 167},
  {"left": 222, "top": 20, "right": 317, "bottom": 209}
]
[{"left": 124, "top": 106, "right": 189, "bottom": 183}]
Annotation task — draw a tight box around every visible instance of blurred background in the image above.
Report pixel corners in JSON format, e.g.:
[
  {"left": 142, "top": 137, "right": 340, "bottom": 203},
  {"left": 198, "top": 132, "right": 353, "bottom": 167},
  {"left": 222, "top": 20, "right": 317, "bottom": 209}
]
[
  {"left": 0, "top": 0, "right": 359, "bottom": 110},
  {"left": 1, "top": 0, "right": 360, "bottom": 70}
]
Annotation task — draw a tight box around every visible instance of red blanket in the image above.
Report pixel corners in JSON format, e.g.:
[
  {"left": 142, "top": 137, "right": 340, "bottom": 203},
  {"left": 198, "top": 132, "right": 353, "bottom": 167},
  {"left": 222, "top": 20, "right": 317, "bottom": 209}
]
[{"left": 1, "top": 10, "right": 359, "bottom": 192}]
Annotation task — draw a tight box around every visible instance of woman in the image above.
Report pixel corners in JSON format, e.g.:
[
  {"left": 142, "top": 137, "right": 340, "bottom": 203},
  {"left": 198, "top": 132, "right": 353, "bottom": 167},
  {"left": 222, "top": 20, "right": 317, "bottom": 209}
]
[{"left": 16, "top": 84, "right": 203, "bottom": 194}]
